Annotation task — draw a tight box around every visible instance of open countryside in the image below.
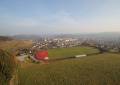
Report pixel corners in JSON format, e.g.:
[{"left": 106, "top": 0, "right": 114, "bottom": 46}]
[
  {"left": 1, "top": 0, "right": 120, "bottom": 85},
  {"left": 1, "top": 34, "right": 120, "bottom": 85},
  {"left": 18, "top": 47, "right": 120, "bottom": 85}
]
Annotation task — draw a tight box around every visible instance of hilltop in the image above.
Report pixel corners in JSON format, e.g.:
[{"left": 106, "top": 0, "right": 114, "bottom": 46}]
[{"left": 0, "top": 36, "right": 13, "bottom": 41}]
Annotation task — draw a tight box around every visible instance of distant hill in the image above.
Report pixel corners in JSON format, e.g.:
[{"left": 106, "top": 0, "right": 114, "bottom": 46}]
[
  {"left": 78, "top": 32, "right": 120, "bottom": 41},
  {"left": 54, "top": 32, "right": 120, "bottom": 41},
  {"left": 0, "top": 36, "right": 13, "bottom": 41},
  {"left": 13, "top": 35, "right": 43, "bottom": 40},
  {"left": 12, "top": 32, "right": 120, "bottom": 41}
]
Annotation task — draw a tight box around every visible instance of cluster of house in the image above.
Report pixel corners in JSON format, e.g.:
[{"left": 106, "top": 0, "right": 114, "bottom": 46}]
[
  {"left": 80, "top": 39, "right": 120, "bottom": 53},
  {"left": 16, "top": 37, "right": 120, "bottom": 62},
  {"left": 17, "top": 37, "right": 120, "bottom": 56},
  {"left": 32, "top": 38, "right": 81, "bottom": 49},
  {"left": 16, "top": 38, "right": 82, "bottom": 62}
]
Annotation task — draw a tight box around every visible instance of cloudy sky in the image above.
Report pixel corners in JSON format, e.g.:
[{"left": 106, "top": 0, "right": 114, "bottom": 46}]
[{"left": 0, "top": 0, "right": 120, "bottom": 35}]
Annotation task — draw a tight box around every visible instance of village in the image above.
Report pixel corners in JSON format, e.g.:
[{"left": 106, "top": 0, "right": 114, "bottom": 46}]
[
  {"left": 16, "top": 37, "right": 120, "bottom": 62},
  {"left": 16, "top": 38, "right": 81, "bottom": 62}
]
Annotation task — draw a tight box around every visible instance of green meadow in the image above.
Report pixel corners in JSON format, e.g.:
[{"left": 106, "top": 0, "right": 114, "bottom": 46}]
[{"left": 18, "top": 47, "right": 120, "bottom": 85}]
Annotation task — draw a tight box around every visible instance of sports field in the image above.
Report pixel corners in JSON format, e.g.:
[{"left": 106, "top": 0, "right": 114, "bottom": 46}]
[{"left": 18, "top": 47, "right": 120, "bottom": 85}]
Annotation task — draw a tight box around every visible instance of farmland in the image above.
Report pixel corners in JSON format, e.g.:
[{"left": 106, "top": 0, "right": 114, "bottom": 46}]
[{"left": 18, "top": 47, "right": 120, "bottom": 85}]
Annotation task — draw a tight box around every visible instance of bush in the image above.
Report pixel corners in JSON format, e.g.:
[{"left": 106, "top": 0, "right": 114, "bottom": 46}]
[{"left": 0, "top": 49, "right": 16, "bottom": 85}]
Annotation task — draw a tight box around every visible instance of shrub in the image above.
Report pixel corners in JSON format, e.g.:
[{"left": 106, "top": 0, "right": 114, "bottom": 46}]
[{"left": 0, "top": 49, "right": 16, "bottom": 85}]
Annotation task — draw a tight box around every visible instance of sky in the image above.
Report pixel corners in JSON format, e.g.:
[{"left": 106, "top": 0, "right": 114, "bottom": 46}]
[{"left": 0, "top": 0, "right": 120, "bottom": 35}]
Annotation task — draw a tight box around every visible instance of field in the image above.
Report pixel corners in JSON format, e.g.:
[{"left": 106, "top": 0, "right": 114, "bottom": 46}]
[
  {"left": 0, "top": 40, "right": 33, "bottom": 51},
  {"left": 18, "top": 47, "right": 120, "bottom": 85}
]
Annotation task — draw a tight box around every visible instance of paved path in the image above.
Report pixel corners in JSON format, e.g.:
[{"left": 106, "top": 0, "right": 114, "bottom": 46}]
[{"left": 16, "top": 55, "right": 28, "bottom": 62}]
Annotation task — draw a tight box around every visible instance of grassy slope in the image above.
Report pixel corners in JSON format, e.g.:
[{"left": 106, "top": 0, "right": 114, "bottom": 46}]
[
  {"left": 0, "top": 40, "right": 32, "bottom": 85},
  {"left": 0, "top": 40, "right": 33, "bottom": 50},
  {"left": 18, "top": 47, "right": 120, "bottom": 85}
]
